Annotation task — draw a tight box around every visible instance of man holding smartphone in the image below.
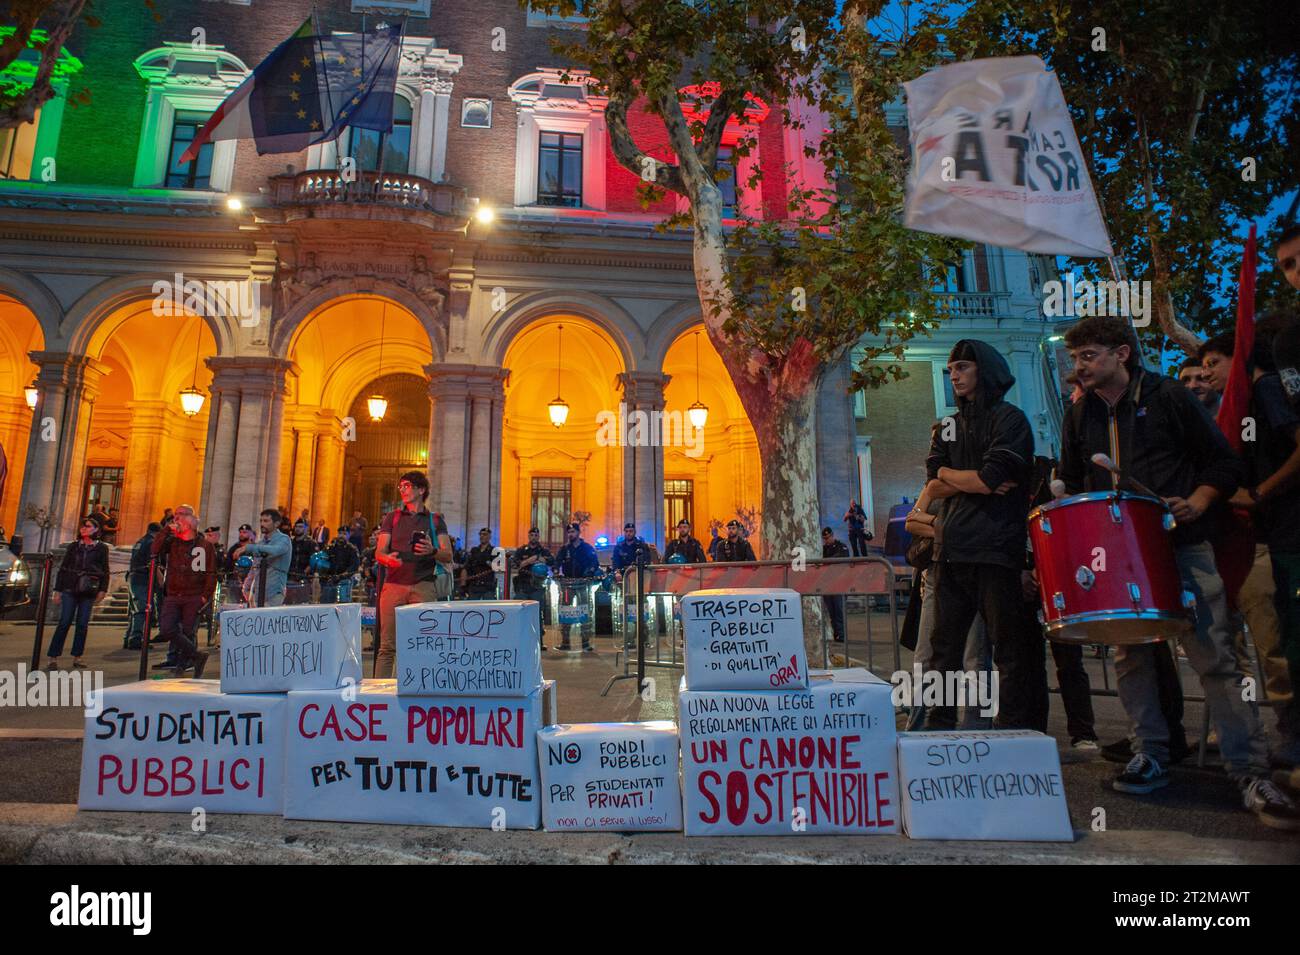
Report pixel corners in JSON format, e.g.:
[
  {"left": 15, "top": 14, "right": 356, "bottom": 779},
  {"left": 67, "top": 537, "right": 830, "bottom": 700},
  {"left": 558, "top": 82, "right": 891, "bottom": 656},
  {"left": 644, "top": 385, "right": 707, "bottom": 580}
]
[{"left": 374, "top": 471, "right": 451, "bottom": 677}]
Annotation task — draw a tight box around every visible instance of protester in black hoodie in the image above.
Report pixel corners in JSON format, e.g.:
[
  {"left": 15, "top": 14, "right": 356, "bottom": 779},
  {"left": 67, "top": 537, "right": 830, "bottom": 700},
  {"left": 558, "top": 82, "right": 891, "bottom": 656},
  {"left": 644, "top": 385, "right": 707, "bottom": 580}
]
[{"left": 922, "top": 338, "right": 1044, "bottom": 730}]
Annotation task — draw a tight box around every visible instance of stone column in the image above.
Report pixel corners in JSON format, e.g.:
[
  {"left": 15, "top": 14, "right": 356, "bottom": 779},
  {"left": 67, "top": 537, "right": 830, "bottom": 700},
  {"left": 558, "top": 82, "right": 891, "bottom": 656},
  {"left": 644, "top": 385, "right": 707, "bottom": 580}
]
[
  {"left": 413, "top": 84, "right": 437, "bottom": 180},
  {"left": 16, "top": 352, "right": 109, "bottom": 550},
  {"left": 618, "top": 372, "right": 670, "bottom": 551},
  {"left": 119, "top": 400, "right": 168, "bottom": 541},
  {"left": 430, "top": 77, "right": 453, "bottom": 183},
  {"left": 312, "top": 416, "right": 345, "bottom": 532},
  {"left": 427, "top": 363, "right": 507, "bottom": 543},
  {"left": 203, "top": 375, "right": 242, "bottom": 535},
  {"left": 263, "top": 388, "right": 287, "bottom": 510},
  {"left": 465, "top": 367, "right": 507, "bottom": 538}
]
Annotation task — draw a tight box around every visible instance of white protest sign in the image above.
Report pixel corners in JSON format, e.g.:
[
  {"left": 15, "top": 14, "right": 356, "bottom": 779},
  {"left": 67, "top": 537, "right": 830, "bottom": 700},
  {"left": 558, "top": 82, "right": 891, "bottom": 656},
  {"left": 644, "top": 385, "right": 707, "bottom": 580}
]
[
  {"left": 903, "top": 55, "right": 1113, "bottom": 257},
  {"left": 678, "top": 669, "right": 898, "bottom": 836},
  {"left": 681, "top": 588, "right": 807, "bottom": 691},
  {"left": 538, "top": 722, "right": 681, "bottom": 832},
  {"left": 395, "top": 600, "right": 542, "bottom": 697},
  {"left": 79, "top": 680, "right": 286, "bottom": 815},
  {"left": 219, "top": 602, "right": 362, "bottom": 694},
  {"left": 284, "top": 679, "right": 548, "bottom": 828},
  {"left": 897, "top": 730, "right": 1073, "bottom": 841}
]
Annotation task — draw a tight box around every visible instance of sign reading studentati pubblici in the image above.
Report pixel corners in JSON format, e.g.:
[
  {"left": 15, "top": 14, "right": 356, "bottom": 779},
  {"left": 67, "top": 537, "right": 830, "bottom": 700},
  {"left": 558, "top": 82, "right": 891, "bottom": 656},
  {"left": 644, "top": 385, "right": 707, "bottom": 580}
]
[
  {"left": 394, "top": 600, "right": 542, "bottom": 697},
  {"left": 538, "top": 722, "right": 682, "bottom": 832},
  {"left": 219, "top": 603, "right": 363, "bottom": 694},
  {"left": 681, "top": 588, "right": 807, "bottom": 691},
  {"left": 284, "top": 679, "right": 549, "bottom": 829},
  {"left": 79, "top": 680, "right": 287, "bottom": 815},
  {"left": 897, "top": 730, "right": 1073, "bottom": 841},
  {"left": 678, "top": 669, "right": 898, "bottom": 836}
]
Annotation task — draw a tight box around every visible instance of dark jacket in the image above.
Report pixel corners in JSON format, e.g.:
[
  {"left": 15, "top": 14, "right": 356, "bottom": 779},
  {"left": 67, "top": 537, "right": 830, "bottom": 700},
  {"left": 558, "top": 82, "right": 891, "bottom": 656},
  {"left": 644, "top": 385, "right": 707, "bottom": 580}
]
[
  {"left": 512, "top": 542, "right": 553, "bottom": 591},
  {"left": 324, "top": 538, "right": 360, "bottom": 582},
  {"left": 822, "top": 538, "right": 850, "bottom": 559},
  {"left": 1059, "top": 367, "right": 1244, "bottom": 546},
  {"left": 55, "top": 540, "right": 110, "bottom": 595},
  {"left": 714, "top": 536, "right": 757, "bottom": 562},
  {"left": 555, "top": 539, "right": 600, "bottom": 577},
  {"left": 927, "top": 339, "right": 1035, "bottom": 568},
  {"left": 151, "top": 530, "right": 217, "bottom": 600},
  {"left": 129, "top": 532, "right": 156, "bottom": 583},
  {"left": 463, "top": 542, "right": 497, "bottom": 593},
  {"left": 664, "top": 536, "right": 707, "bottom": 563},
  {"left": 611, "top": 536, "right": 650, "bottom": 571}
]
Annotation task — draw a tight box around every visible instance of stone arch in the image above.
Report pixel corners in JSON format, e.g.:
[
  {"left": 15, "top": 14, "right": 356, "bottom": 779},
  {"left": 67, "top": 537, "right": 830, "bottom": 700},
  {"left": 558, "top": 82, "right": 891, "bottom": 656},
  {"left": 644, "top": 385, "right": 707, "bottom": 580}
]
[
  {"left": 0, "top": 268, "right": 63, "bottom": 343},
  {"left": 482, "top": 289, "right": 641, "bottom": 372},
  {"left": 272, "top": 278, "right": 446, "bottom": 362},
  {"left": 61, "top": 273, "right": 238, "bottom": 357},
  {"left": 645, "top": 299, "right": 708, "bottom": 372}
]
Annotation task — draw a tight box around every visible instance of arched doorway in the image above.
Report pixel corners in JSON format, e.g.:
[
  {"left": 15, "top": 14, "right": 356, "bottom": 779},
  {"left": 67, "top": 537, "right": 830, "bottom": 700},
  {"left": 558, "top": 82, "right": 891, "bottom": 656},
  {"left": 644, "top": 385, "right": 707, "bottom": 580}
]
[
  {"left": 0, "top": 295, "right": 43, "bottom": 535},
  {"left": 283, "top": 294, "right": 433, "bottom": 531},
  {"left": 82, "top": 304, "right": 216, "bottom": 543},
  {"left": 341, "top": 373, "right": 430, "bottom": 528},
  {"left": 500, "top": 316, "right": 625, "bottom": 551},
  {"left": 662, "top": 324, "right": 761, "bottom": 543}
]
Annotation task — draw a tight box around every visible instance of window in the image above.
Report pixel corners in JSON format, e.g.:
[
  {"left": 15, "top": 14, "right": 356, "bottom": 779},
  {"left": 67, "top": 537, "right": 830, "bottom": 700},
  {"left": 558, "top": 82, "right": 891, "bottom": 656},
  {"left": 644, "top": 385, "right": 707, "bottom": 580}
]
[
  {"left": 82, "top": 467, "right": 125, "bottom": 517},
  {"left": 164, "top": 117, "right": 215, "bottom": 189},
  {"left": 664, "top": 479, "right": 694, "bottom": 541},
  {"left": 537, "top": 131, "right": 582, "bottom": 207},
  {"left": 526, "top": 2, "right": 587, "bottom": 28},
  {"left": 461, "top": 98, "right": 492, "bottom": 128},
  {"left": 716, "top": 145, "right": 738, "bottom": 218},
  {"left": 934, "top": 363, "right": 958, "bottom": 414},
  {"left": 344, "top": 95, "right": 413, "bottom": 173},
  {"left": 508, "top": 69, "right": 607, "bottom": 211},
  {"left": 531, "top": 477, "right": 572, "bottom": 553},
  {"left": 353, "top": 0, "right": 430, "bottom": 14}
]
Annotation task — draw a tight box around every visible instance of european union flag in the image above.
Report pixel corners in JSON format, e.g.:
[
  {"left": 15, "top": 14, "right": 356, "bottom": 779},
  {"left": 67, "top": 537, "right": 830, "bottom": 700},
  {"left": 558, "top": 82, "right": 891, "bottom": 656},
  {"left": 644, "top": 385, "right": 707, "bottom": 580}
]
[{"left": 182, "top": 17, "right": 407, "bottom": 164}]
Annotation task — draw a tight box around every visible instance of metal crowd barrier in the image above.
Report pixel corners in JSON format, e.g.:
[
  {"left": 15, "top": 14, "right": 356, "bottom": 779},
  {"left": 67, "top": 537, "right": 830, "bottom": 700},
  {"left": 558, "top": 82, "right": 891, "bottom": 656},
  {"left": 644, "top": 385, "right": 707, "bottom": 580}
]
[{"left": 601, "top": 555, "right": 902, "bottom": 698}]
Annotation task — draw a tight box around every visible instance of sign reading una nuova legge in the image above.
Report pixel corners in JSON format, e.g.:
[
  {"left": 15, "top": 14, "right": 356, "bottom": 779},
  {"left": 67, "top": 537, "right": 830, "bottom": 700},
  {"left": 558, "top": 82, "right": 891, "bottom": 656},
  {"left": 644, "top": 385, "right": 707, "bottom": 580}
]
[
  {"left": 682, "top": 588, "right": 807, "bottom": 691},
  {"left": 395, "top": 600, "right": 542, "bottom": 697},
  {"left": 219, "top": 603, "right": 362, "bottom": 694}
]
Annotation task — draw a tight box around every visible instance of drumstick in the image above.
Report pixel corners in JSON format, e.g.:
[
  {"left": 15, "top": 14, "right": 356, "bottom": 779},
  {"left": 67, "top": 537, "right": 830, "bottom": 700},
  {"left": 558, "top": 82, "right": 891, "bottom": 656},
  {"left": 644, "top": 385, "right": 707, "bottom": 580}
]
[{"left": 1091, "top": 453, "right": 1159, "bottom": 499}]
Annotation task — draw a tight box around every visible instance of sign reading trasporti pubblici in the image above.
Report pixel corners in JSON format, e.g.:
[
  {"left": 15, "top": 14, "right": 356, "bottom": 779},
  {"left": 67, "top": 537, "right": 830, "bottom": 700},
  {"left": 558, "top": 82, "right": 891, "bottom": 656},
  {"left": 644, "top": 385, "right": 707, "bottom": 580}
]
[
  {"left": 394, "top": 600, "right": 542, "bottom": 697},
  {"left": 682, "top": 588, "right": 807, "bottom": 691}
]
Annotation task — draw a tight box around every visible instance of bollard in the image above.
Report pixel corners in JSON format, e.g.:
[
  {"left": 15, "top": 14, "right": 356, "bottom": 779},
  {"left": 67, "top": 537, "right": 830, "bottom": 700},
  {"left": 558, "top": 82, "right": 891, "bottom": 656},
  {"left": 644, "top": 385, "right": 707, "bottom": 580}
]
[
  {"left": 28, "top": 554, "right": 54, "bottom": 671},
  {"left": 137, "top": 557, "right": 157, "bottom": 681}
]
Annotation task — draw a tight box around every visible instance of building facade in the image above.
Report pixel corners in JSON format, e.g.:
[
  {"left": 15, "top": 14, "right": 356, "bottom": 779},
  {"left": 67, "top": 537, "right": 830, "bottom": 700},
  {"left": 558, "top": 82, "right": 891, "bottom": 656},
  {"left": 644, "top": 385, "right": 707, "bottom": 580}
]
[{"left": 0, "top": 0, "right": 1067, "bottom": 558}]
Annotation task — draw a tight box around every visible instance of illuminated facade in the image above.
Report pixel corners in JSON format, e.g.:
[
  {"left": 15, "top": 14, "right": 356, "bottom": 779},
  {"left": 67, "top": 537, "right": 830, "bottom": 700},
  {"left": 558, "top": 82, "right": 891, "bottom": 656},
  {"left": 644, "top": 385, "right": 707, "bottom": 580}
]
[{"left": 0, "top": 1, "right": 1065, "bottom": 556}]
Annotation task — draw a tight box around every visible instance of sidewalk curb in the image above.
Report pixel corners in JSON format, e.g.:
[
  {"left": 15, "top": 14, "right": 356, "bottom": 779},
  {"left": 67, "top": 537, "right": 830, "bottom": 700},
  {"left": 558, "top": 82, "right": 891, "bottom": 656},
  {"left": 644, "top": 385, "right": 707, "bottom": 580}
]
[{"left": 2, "top": 804, "right": 1296, "bottom": 865}]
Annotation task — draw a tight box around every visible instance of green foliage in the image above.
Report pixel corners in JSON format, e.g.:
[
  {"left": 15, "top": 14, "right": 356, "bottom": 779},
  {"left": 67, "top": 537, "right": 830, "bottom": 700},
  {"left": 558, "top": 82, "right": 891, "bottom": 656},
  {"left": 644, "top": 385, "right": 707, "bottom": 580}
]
[{"left": 951, "top": 0, "right": 1298, "bottom": 347}]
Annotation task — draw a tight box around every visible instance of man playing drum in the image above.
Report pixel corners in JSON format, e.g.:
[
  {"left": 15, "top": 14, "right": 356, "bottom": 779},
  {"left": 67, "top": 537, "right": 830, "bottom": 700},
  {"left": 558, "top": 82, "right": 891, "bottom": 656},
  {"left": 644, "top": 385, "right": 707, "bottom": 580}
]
[{"left": 1060, "top": 316, "right": 1298, "bottom": 828}]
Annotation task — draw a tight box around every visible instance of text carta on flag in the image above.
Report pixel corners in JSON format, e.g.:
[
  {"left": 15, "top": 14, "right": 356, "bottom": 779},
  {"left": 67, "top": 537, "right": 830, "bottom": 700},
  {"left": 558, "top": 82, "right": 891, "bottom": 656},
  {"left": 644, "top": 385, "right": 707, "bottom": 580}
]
[{"left": 902, "top": 55, "right": 1114, "bottom": 258}]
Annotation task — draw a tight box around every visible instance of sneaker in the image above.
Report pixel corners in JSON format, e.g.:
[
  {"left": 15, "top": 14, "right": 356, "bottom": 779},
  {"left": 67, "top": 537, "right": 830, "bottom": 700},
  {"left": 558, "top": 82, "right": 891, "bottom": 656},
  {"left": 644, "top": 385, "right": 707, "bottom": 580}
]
[
  {"left": 71, "top": 659, "right": 88, "bottom": 671},
  {"left": 1238, "top": 776, "right": 1300, "bottom": 831},
  {"left": 1113, "top": 753, "right": 1170, "bottom": 794},
  {"left": 551, "top": 645, "right": 574, "bottom": 653},
  {"left": 582, "top": 645, "right": 596, "bottom": 653},
  {"left": 1071, "top": 737, "right": 1100, "bottom": 751},
  {"left": 1102, "top": 736, "right": 1191, "bottom": 765},
  {"left": 44, "top": 659, "right": 59, "bottom": 671},
  {"left": 191, "top": 651, "right": 210, "bottom": 680}
]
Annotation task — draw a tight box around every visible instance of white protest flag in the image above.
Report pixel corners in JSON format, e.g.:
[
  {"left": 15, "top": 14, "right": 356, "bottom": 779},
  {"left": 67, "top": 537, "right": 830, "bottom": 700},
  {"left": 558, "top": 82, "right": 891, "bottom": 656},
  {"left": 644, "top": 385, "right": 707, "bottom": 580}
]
[{"left": 903, "top": 55, "right": 1113, "bottom": 257}]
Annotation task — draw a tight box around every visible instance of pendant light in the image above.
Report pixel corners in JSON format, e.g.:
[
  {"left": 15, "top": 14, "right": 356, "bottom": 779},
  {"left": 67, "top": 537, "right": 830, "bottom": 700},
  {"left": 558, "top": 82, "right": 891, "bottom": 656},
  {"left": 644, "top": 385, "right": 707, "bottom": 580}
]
[
  {"left": 547, "top": 323, "right": 569, "bottom": 427},
  {"left": 367, "top": 303, "right": 389, "bottom": 422},
  {"left": 178, "top": 321, "right": 205, "bottom": 416},
  {"left": 687, "top": 329, "right": 709, "bottom": 428}
]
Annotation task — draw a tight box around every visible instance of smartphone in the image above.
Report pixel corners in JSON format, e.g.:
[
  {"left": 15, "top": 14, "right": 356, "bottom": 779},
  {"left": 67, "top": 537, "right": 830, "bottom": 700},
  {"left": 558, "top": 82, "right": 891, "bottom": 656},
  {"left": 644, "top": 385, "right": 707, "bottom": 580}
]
[{"left": 410, "top": 530, "right": 428, "bottom": 549}]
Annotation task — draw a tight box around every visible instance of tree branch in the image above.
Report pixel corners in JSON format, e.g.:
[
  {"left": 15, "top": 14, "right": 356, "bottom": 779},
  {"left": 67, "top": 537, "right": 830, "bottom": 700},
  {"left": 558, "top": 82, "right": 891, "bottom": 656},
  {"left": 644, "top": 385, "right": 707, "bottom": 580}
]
[{"left": 604, "top": 90, "right": 686, "bottom": 197}]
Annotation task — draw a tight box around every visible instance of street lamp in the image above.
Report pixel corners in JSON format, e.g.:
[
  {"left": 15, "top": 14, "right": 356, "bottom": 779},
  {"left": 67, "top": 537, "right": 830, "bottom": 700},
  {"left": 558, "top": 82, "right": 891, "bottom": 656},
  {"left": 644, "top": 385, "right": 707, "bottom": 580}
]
[
  {"left": 179, "top": 322, "right": 205, "bottom": 416},
  {"left": 687, "top": 329, "right": 709, "bottom": 428},
  {"left": 24, "top": 381, "right": 38, "bottom": 410},
  {"left": 548, "top": 323, "right": 569, "bottom": 427},
  {"left": 368, "top": 303, "right": 388, "bottom": 423}
]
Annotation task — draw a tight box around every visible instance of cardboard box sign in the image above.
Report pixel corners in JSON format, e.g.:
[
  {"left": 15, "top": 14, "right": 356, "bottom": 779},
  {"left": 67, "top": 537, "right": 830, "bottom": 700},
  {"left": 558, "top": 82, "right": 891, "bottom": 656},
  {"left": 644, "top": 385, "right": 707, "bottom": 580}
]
[
  {"left": 284, "top": 679, "right": 551, "bottom": 829},
  {"left": 219, "top": 603, "right": 362, "bottom": 694},
  {"left": 678, "top": 669, "right": 898, "bottom": 836},
  {"left": 79, "top": 680, "right": 286, "bottom": 815},
  {"left": 681, "top": 588, "right": 807, "bottom": 691},
  {"left": 538, "top": 722, "right": 682, "bottom": 832},
  {"left": 394, "top": 600, "right": 542, "bottom": 698},
  {"left": 897, "top": 730, "right": 1073, "bottom": 841}
]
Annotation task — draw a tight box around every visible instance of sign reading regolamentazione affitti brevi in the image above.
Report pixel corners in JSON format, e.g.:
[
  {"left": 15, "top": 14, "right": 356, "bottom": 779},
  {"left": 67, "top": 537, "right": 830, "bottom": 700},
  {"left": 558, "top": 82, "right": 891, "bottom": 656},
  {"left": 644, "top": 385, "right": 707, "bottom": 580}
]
[
  {"left": 219, "top": 603, "right": 362, "bottom": 694},
  {"left": 682, "top": 588, "right": 807, "bottom": 691},
  {"left": 395, "top": 600, "right": 542, "bottom": 697}
]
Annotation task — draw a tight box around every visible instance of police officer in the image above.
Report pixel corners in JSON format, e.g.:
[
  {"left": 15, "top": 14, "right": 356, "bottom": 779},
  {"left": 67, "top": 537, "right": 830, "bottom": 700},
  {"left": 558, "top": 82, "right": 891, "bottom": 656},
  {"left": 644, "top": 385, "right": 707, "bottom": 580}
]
[
  {"left": 663, "top": 518, "right": 706, "bottom": 563},
  {"left": 611, "top": 522, "right": 650, "bottom": 582},
  {"left": 461, "top": 527, "right": 497, "bottom": 599},
  {"left": 553, "top": 523, "right": 600, "bottom": 652},
  {"left": 821, "top": 526, "right": 849, "bottom": 642},
  {"left": 513, "top": 526, "right": 553, "bottom": 646},
  {"left": 713, "top": 519, "right": 756, "bottom": 562},
  {"left": 321, "top": 527, "right": 361, "bottom": 603}
]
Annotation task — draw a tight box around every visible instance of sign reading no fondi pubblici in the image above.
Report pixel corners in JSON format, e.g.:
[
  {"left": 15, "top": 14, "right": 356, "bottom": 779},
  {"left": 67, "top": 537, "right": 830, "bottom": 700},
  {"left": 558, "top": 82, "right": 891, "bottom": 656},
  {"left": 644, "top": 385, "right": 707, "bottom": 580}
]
[
  {"left": 285, "top": 679, "right": 547, "bottom": 828},
  {"left": 678, "top": 669, "right": 898, "bottom": 836},
  {"left": 79, "top": 680, "right": 286, "bottom": 815},
  {"left": 395, "top": 600, "right": 542, "bottom": 697},
  {"left": 538, "top": 722, "right": 682, "bottom": 832},
  {"left": 219, "top": 603, "right": 362, "bottom": 694},
  {"left": 681, "top": 588, "right": 808, "bottom": 691}
]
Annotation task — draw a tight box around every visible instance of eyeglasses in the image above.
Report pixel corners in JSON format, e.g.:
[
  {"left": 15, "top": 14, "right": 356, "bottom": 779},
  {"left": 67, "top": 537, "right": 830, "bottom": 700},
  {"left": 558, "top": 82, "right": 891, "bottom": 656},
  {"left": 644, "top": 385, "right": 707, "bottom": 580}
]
[
  {"left": 1069, "top": 348, "right": 1114, "bottom": 366},
  {"left": 397, "top": 481, "right": 413, "bottom": 490}
]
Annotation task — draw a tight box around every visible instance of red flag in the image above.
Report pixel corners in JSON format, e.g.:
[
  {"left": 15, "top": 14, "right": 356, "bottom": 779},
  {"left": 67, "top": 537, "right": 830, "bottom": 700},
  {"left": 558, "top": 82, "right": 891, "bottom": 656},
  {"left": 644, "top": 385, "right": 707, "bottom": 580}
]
[{"left": 1216, "top": 224, "right": 1257, "bottom": 452}]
